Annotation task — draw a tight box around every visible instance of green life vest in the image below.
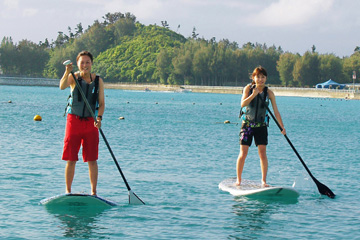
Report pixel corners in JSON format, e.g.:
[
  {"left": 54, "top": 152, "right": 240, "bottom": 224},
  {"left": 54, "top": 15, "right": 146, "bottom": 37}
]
[
  {"left": 65, "top": 74, "right": 99, "bottom": 118},
  {"left": 239, "top": 85, "right": 269, "bottom": 125}
]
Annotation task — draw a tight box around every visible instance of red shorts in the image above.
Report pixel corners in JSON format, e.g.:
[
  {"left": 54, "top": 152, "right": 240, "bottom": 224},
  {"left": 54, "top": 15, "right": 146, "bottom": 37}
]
[{"left": 62, "top": 114, "right": 99, "bottom": 162}]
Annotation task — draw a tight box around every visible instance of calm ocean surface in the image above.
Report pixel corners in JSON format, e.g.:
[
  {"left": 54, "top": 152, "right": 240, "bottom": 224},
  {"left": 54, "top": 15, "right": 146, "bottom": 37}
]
[{"left": 0, "top": 85, "right": 359, "bottom": 239}]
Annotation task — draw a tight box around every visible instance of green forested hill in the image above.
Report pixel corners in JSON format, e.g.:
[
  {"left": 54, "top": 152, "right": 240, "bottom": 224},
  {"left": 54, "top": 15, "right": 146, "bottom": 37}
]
[
  {"left": 94, "top": 23, "right": 186, "bottom": 83},
  {"left": 1, "top": 12, "right": 360, "bottom": 87}
]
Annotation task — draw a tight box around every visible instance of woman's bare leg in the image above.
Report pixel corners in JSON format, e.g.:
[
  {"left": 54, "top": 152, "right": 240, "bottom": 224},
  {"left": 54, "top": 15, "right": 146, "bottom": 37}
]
[
  {"left": 236, "top": 145, "right": 249, "bottom": 186},
  {"left": 258, "top": 145, "right": 269, "bottom": 187}
]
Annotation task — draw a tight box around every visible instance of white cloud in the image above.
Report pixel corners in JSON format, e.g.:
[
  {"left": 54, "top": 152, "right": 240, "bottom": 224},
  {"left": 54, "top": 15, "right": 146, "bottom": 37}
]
[
  {"left": 248, "top": 0, "right": 334, "bottom": 27},
  {"left": 181, "top": 0, "right": 251, "bottom": 8},
  {"left": 22, "top": 8, "right": 38, "bottom": 17},
  {"left": 102, "top": 0, "right": 163, "bottom": 19},
  {"left": 1, "top": 0, "right": 37, "bottom": 19},
  {"left": 99, "top": 0, "right": 255, "bottom": 20},
  {"left": 1, "top": 0, "right": 19, "bottom": 19},
  {"left": 3, "top": 0, "right": 19, "bottom": 9}
]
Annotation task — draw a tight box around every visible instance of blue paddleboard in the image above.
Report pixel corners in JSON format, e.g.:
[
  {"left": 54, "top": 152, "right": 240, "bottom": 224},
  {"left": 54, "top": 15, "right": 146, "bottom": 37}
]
[{"left": 40, "top": 193, "right": 117, "bottom": 207}]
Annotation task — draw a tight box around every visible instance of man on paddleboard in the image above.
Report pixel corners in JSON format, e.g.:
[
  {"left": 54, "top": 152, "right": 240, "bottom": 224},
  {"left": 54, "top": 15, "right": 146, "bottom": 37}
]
[
  {"left": 59, "top": 51, "right": 105, "bottom": 195},
  {"left": 236, "top": 66, "right": 286, "bottom": 187}
]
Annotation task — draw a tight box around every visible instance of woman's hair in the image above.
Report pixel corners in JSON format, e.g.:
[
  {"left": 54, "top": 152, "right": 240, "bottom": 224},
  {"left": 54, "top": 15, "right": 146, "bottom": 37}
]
[
  {"left": 76, "top": 51, "right": 93, "bottom": 63},
  {"left": 251, "top": 66, "right": 267, "bottom": 85}
]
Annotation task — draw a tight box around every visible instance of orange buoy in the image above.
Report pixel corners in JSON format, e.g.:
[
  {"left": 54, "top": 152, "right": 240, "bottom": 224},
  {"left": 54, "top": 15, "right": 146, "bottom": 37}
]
[{"left": 34, "top": 115, "right": 42, "bottom": 121}]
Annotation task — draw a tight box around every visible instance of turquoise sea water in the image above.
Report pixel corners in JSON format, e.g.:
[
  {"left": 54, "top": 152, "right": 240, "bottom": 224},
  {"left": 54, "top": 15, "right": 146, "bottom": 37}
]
[{"left": 0, "top": 85, "right": 359, "bottom": 239}]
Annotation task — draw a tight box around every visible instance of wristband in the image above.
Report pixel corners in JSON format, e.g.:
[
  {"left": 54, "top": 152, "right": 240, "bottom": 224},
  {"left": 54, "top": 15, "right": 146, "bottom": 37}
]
[{"left": 97, "top": 115, "right": 102, "bottom": 120}]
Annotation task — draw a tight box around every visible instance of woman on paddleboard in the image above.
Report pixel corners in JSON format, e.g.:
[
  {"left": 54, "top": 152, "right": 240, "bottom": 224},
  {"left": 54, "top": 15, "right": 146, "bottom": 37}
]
[
  {"left": 59, "top": 51, "right": 105, "bottom": 195},
  {"left": 236, "top": 66, "right": 286, "bottom": 187}
]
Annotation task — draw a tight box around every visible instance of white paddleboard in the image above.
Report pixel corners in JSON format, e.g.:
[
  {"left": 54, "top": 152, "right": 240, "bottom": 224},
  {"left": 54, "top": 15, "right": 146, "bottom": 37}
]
[
  {"left": 40, "top": 193, "right": 117, "bottom": 207},
  {"left": 219, "top": 178, "right": 299, "bottom": 198}
]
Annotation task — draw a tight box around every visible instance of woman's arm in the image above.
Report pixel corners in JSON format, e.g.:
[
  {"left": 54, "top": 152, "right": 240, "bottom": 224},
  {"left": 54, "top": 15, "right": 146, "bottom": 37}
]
[
  {"left": 268, "top": 89, "right": 286, "bottom": 135},
  {"left": 241, "top": 85, "right": 259, "bottom": 107}
]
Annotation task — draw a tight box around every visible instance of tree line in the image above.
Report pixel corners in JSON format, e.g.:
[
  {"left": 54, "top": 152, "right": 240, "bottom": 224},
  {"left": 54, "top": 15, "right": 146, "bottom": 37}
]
[{"left": 1, "top": 12, "right": 360, "bottom": 87}]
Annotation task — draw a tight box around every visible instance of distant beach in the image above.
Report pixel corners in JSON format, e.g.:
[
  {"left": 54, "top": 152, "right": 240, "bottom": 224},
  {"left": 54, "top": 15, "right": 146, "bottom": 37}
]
[
  {"left": 105, "top": 82, "right": 360, "bottom": 100},
  {"left": 1, "top": 76, "right": 359, "bottom": 100}
]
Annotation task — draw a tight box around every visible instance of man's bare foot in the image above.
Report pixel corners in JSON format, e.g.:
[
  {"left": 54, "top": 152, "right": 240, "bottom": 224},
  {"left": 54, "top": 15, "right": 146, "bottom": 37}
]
[
  {"left": 261, "top": 182, "right": 269, "bottom": 188},
  {"left": 235, "top": 179, "right": 241, "bottom": 186}
]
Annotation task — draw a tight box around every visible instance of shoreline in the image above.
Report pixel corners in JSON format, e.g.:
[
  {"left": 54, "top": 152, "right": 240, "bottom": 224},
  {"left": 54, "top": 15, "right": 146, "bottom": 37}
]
[
  {"left": 105, "top": 82, "right": 360, "bottom": 100},
  {"left": 1, "top": 77, "right": 359, "bottom": 99}
]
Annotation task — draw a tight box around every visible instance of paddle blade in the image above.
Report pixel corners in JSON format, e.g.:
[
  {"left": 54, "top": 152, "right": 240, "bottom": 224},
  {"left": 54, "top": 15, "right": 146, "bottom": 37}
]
[
  {"left": 314, "top": 179, "right": 335, "bottom": 199},
  {"left": 128, "top": 190, "right": 145, "bottom": 205}
]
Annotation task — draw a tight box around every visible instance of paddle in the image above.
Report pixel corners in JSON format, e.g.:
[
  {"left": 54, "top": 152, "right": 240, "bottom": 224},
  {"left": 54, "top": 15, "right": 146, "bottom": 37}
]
[
  {"left": 257, "top": 92, "right": 335, "bottom": 199},
  {"left": 63, "top": 60, "right": 145, "bottom": 205}
]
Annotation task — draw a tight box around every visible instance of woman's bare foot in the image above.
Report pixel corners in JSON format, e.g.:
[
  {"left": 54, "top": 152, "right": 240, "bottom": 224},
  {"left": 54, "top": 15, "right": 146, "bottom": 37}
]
[{"left": 235, "top": 179, "right": 241, "bottom": 186}]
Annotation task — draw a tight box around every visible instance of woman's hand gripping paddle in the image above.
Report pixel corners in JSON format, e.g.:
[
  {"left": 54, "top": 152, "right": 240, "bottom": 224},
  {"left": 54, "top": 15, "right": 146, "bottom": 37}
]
[
  {"left": 63, "top": 60, "right": 145, "bottom": 205},
  {"left": 257, "top": 93, "right": 335, "bottom": 199}
]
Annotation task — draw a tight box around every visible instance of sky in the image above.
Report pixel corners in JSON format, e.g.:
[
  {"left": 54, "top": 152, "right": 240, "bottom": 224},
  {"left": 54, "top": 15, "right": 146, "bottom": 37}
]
[{"left": 0, "top": 0, "right": 359, "bottom": 57}]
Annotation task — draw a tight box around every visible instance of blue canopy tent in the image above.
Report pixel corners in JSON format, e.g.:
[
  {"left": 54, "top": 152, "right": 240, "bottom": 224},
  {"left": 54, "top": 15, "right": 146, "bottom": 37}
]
[{"left": 316, "top": 79, "right": 346, "bottom": 89}]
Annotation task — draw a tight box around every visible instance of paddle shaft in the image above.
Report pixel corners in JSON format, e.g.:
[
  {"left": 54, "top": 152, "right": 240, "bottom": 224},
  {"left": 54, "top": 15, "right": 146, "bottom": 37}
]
[
  {"left": 70, "top": 72, "right": 132, "bottom": 191},
  {"left": 264, "top": 102, "right": 316, "bottom": 179},
  {"left": 256, "top": 93, "right": 335, "bottom": 198}
]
